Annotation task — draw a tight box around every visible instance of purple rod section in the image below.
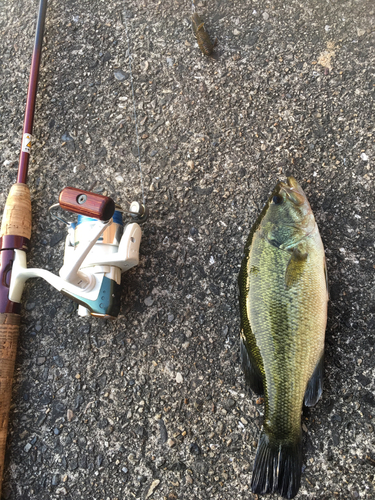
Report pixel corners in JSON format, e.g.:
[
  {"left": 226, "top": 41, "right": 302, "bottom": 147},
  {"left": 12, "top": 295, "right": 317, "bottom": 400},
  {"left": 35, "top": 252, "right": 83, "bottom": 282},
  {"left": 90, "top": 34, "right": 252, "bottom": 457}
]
[
  {"left": 0, "top": 0, "right": 48, "bottom": 313},
  {"left": 17, "top": 0, "right": 48, "bottom": 185}
]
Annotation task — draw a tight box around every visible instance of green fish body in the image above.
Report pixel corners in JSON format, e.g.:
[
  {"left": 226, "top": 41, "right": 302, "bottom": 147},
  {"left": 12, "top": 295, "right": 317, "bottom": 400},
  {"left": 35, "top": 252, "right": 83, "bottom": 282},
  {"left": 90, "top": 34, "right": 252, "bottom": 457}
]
[{"left": 238, "top": 177, "right": 328, "bottom": 499}]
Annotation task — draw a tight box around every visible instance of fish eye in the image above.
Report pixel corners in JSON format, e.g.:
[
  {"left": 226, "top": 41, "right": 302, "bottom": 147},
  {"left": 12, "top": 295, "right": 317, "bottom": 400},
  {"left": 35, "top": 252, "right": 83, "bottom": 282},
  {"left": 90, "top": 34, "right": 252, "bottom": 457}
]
[{"left": 272, "top": 195, "right": 283, "bottom": 205}]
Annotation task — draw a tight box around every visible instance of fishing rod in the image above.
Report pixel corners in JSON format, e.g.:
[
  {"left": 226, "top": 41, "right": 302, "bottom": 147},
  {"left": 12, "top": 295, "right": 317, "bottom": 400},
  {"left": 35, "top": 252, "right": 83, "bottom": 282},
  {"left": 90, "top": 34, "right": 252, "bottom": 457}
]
[
  {"left": 0, "top": 1, "right": 147, "bottom": 493},
  {"left": 0, "top": 0, "right": 48, "bottom": 491}
]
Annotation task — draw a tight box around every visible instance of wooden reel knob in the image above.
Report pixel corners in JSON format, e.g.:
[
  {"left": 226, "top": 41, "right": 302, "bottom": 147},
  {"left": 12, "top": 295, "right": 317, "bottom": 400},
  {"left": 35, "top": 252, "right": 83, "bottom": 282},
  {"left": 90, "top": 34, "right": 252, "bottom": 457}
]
[{"left": 59, "top": 187, "right": 115, "bottom": 221}]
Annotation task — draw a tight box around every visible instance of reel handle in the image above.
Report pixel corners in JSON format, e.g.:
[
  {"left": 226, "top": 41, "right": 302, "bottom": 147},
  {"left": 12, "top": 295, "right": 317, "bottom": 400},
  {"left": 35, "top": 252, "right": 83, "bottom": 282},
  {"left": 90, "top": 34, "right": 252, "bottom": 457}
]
[{"left": 59, "top": 187, "right": 115, "bottom": 221}]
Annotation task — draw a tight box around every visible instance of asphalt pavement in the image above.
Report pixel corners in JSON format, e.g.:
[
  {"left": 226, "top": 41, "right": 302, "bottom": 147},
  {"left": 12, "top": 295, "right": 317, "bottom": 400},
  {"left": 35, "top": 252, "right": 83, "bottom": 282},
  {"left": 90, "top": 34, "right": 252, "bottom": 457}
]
[{"left": 0, "top": 0, "right": 374, "bottom": 499}]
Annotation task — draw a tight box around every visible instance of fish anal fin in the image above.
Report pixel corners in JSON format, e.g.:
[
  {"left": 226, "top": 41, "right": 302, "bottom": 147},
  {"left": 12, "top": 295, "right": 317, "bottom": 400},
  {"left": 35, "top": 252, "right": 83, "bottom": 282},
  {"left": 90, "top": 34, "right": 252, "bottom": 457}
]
[
  {"left": 251, "top": 430, "right": 302, "bottom": 499},
  {"left": 285, "top": 245, "right": 308, "bottom": 290},
  {"left": 240, "top": 333, "right": 264, "bottom": 395},
  {"left": 304, "top": 353, "right": 324, "bottom": 407}
]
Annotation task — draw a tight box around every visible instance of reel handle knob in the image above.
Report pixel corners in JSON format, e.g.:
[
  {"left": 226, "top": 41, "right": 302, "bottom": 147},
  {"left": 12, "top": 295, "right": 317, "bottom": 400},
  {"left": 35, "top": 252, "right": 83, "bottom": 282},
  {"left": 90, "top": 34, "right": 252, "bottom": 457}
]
[{"left": 59, "top": 187, "right": 115, "bottom": 221}]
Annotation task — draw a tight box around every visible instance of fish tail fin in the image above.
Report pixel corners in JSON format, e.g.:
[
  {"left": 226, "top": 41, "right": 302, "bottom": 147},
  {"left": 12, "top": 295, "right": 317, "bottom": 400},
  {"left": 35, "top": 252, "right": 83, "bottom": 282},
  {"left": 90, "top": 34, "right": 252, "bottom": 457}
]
[{"left": 251, "top": 430, "right": 302, "bottom": 499}]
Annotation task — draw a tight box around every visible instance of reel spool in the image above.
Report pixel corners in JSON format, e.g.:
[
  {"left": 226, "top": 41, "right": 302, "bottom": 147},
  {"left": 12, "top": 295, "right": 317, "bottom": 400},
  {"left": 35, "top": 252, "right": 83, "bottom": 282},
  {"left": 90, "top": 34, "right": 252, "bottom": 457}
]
[{"left": 9, "top": 187, "right": 147, "bottom": 319}]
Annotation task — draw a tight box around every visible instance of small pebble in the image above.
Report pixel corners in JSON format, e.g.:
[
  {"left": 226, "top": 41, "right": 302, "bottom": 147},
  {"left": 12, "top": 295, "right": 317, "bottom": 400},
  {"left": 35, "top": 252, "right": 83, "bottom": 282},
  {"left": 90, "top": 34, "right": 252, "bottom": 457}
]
[
  {"left": 144, "top": 296, "right": 154, "bottom": 306},
  {"left": 167, "top": 438, "right": 176, "bottom": 447},
  {"left": 61, "top": 132, "right": 73, "bottom": 142},
  {"left": 225, "top": 398, "right": 236, "bottom": 408},
  {"left": 51, "top": 474, "right": 60, "bottom": 486},
  {"left": 186, "top": 474, "right": 193, "bottom": 484},
  {"left": 114, "top": 69, "right": 128, "bottom": 81},
  {"left": 216, "top": 422, "right": 224, "bottom": 435},
  {"left": 155, "top": 457, "right": 165, "bottom": 468},
  {"left": 158, "top": 419, "right": 168, "bottom": 443},
  {"left": 189, "top": 443, "right": 201, "bottom": 455},
  {"left": 146, "top": 479, "right": 160, "bottom": 499}
]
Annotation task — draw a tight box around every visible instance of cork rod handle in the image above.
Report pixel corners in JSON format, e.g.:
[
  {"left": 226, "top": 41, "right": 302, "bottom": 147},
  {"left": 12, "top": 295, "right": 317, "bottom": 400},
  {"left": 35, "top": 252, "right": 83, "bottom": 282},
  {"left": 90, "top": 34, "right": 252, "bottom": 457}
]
[
  {"left": 0, "top": 183, "right": 31, "bottom": 496},
  {"left": 0, "top": 184, "right": 32, "bottom": 240},
  {"left": 0, "top": 313, "right": 20, "bottom": 495}
]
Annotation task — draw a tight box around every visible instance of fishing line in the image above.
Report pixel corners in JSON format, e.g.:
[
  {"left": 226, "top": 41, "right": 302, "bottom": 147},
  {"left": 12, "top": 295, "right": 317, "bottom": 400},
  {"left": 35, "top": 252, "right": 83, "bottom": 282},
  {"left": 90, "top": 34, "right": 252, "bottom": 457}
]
[{"left": 123, "top": 10, "right": 145, "bottom": 205}]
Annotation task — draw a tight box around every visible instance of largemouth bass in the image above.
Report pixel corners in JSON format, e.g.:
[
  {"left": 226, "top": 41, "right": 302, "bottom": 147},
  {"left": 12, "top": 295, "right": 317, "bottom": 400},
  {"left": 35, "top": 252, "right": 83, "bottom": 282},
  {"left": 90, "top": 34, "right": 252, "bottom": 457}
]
[{"left": 238, "top": 177, "right": 328, "bottom": 499}]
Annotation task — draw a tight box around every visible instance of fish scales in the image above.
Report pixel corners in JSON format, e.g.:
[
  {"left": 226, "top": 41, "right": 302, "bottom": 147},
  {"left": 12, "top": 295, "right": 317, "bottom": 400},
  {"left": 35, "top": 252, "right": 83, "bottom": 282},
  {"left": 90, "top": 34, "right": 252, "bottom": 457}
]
[
  {"left": 248, "top": 234, "right": 326, "bottom": 433},
  {"left": 239, "top": 177, "right": 328, "bottom": 499}
]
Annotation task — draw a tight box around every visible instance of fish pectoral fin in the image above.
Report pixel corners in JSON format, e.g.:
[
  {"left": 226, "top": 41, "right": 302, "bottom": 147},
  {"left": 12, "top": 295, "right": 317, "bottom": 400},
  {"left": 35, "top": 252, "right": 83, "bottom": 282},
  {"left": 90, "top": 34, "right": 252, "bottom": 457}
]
[
  {"left": 285, "top": 245, "right": 308, "bottom": 290},
  {"left": 240, "top": 333, "right": 264, "bottom": 395},
  {"left": 304, "top": 353, "right": 324, "bottom": 407}
]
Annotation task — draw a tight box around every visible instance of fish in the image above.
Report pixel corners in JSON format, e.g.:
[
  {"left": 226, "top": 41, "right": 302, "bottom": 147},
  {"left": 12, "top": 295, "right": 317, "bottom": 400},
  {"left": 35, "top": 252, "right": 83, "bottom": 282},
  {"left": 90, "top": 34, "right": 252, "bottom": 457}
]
[
  {"left": 192, "top": 12, "right": 216, "bottom": 56},
  {"left": 238, "top": 177, "right": 328, "bottom": 499}
]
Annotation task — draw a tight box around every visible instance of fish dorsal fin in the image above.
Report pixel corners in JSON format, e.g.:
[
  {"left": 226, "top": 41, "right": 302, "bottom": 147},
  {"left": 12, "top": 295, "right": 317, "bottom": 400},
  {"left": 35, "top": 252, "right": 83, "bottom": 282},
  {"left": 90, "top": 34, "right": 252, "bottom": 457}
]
[{"left": 285, "top": 244, "right": 308, "bottom": 290}]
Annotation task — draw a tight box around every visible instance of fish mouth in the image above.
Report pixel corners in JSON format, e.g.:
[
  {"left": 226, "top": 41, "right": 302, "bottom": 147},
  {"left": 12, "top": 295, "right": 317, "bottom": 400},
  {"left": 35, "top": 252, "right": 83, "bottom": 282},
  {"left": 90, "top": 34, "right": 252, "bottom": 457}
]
[{"left": 278, "top": 176, "right": 306, "bottom": 206}]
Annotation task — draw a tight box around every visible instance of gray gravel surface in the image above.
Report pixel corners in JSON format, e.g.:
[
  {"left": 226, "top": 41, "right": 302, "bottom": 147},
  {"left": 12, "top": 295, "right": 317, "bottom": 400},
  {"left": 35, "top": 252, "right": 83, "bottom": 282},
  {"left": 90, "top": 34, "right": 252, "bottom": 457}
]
[{"left": 1, "top": 0, "right": 374, "bottom": 499}]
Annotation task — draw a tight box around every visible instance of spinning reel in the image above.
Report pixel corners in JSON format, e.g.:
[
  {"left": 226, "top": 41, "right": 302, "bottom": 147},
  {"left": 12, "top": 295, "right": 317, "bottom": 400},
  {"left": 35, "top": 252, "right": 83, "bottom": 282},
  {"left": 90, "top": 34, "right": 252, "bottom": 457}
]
[{"left": 9, "top": 187, "right": 148, "bottom": 319}]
